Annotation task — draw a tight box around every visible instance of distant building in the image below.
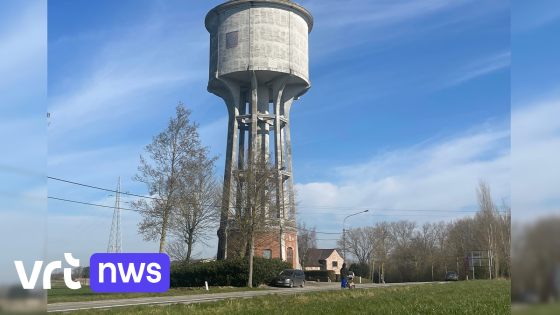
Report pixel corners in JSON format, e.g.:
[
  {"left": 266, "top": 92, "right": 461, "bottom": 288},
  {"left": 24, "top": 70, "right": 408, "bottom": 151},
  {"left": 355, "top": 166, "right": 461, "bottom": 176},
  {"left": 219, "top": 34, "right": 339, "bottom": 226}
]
[{"left": 305, "top": 249, "right": 344, "bottom": 274}]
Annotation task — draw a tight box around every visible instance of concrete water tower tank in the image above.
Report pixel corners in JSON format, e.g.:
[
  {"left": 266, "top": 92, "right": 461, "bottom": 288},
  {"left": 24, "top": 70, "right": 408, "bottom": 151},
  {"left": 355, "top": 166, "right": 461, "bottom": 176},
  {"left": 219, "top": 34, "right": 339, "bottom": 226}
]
[{"left": 205, "top": 0, "right": 313, "bottom": 266}]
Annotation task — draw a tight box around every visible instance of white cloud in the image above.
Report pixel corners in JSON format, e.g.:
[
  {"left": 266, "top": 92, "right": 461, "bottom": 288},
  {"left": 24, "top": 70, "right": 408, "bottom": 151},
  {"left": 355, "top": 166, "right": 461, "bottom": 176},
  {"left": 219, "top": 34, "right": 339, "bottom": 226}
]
[
  {"left": 48, "top": 14, "right": 207, "bottom": 140},
  {"left": 444, "top": 52, "right": 510, "bottom": 88},
  {"left": 296, "top": 118, "right": 510, "bottom": 231},
  {"left": 0, "top": 1, "right": 46, "bottom": 86},
  {"left": 512, "top": 100, "right": 560, "bottom": 222},
  {"left": 304, "top": 0, "right": 474, "bottom": 28}
]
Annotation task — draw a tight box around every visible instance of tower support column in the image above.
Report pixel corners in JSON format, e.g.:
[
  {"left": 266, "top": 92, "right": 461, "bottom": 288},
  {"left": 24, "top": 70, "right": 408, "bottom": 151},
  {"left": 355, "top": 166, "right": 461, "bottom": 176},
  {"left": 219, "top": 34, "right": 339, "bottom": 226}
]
[{"left": 212, "top": 75, "right": 241, "bottom": 260}]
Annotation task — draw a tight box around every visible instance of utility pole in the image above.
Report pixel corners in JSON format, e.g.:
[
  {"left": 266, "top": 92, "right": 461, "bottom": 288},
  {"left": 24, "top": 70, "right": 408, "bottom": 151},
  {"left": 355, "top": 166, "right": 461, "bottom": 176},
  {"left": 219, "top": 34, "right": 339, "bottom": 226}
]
[
  {"left": 489, "top": 250, "right": 492, "bottom": 280},
  {"left": 343, "top": 210, "right": 369, "bottom": 261},
  {"left": 107, "top": 177, "right": 122, "bottom": 253}
]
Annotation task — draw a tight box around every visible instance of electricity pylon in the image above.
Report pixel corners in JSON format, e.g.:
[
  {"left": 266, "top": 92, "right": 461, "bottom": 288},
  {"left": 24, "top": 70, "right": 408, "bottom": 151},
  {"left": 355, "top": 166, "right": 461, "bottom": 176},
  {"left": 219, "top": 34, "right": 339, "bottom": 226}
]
[{"left": 107, "top": 177, "right": 122, "bottom": 253}]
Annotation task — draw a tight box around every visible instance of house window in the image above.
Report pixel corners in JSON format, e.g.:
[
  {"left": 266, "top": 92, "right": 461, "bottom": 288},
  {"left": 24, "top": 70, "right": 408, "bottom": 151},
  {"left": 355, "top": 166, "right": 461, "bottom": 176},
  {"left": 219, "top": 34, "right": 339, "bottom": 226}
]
[
  {"left": 263, "top": 249, "right": 271, "bottom": 259},
  {"left": 287, "top": 247, "right": 293, "bottom": 262},
  {"left": 332, "top": 261, "right": 338, "bottom": 268}
]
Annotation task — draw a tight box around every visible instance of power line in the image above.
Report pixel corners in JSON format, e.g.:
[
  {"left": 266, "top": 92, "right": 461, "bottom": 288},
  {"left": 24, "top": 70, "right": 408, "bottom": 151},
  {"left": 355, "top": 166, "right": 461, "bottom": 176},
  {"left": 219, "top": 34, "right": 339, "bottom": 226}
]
[
  {"left": 48, "top": 196, "right": 345, "bottom": 236},
  {"left": 49, "top": 209, "right": 114, "bottom": 247},
  {"left": 48, "top": 177, "right": 160, "bottom": 201},
  {"left": 48, "top": 196, "right": 140, "bottom": 212},
  {"left": 48, "top": 195, "right": 457, "bottom": 222},
  {"left": 298, "top": 213, "right": 461, "bottom": 217},
  {"left": 48, "top": 176, "right": 221, "bottom": 208},
  {"left": 298, "top": 228, "right": 342, "bottom": 235},
  {"left": 48, "top": 195, "right": 112, "bottom": 244},
  {"left": 297, "top": 206, "right": 508, "bottom": 213},
  {"left": 49, "top": 191, "right": 119, "bottom": 246},
  {"left": 298, "top": 208, "right": 477, "bottom": 213},
  {"left": 48, "top": 176, "right": 505, "bottom": 213},
  {"left": 47, "top": 195, "right": 473, "bottom": 237},
  {"left": 48, "top": 177, "right": 489, "bottom": 232}
]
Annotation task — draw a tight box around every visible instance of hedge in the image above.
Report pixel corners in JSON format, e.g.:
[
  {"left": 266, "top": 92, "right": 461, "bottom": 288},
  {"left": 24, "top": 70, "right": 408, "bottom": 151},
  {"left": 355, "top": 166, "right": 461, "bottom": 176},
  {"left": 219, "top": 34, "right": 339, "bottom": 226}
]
[
  {"left": 170, "top": 257, "right": 292, "bottom": 287},
  {"left": 303, "top": 270, "right": 336, "bottom": 282},
  {"left": 349, "top": 262, "right": 370, "bottom": 278}
]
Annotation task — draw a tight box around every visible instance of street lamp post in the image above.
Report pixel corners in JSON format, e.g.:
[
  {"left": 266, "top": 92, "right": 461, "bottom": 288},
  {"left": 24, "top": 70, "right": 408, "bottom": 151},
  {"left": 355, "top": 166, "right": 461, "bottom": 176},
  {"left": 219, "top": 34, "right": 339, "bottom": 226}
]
[{"left": 343, "top": 210, "right": 369, "bottom": 262}]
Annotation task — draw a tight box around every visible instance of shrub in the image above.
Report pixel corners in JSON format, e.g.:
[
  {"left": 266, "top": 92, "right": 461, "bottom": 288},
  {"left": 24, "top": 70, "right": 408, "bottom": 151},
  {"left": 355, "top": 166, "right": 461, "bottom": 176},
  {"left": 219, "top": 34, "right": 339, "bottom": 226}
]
[
  {"left": 170, "top": 257, "right": 292, "bottom": 287},
  {"left": 349, "top": 262, "right": 370, "bottom": 278},
  {"left": 82, "top": 266, "right": 90, "bottom": 278},
  {"left": 303, "top": 270, "right": 336, "bottom": 282}
]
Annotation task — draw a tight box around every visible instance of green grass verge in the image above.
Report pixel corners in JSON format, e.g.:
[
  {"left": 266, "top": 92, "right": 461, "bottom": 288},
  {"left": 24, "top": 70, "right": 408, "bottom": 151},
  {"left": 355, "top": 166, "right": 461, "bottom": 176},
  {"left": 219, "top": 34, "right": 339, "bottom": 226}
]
[
  {"left": 47, "top": 286, "right": 265, "bottom": 304},
  {"left": 512, "top": 303, "right": 560, "bottom": 315},
  {"left": 65, "top": 280, "right": 511, "bottom": 314}
]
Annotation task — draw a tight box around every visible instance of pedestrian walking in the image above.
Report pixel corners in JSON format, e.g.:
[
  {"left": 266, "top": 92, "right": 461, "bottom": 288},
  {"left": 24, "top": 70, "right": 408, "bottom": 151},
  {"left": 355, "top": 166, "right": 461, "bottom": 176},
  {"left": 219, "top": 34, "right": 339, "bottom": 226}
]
[{"left": 340, "top": 263, "right": 349, "bottom": 289}]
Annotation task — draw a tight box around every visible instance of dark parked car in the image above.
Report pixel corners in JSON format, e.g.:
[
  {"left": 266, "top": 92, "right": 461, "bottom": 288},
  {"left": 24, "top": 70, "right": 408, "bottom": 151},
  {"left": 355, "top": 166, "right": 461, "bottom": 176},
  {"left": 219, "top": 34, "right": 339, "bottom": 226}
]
[
  {"left": 274, "top": 269, "right": 305, "bottom": 288},
  {"left": 445, "top": 271, "right": 459, "bottom": 281}
]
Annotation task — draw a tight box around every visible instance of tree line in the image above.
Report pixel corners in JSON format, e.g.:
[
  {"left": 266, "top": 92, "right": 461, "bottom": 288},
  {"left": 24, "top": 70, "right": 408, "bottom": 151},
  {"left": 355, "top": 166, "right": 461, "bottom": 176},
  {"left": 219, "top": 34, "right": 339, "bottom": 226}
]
[
  {"left": 342, "top": 180, "right": 510, "bottom": 282},
  {"left": 299, "top": 180, "right": 511, "bottom": 283}
]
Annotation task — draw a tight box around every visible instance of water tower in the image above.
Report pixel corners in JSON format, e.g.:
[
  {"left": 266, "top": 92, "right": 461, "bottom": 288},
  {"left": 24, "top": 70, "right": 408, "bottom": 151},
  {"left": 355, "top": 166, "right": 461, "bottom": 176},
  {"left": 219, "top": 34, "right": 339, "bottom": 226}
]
[{"left": 205, "top": 0, "right": 313, "bottom": 267}]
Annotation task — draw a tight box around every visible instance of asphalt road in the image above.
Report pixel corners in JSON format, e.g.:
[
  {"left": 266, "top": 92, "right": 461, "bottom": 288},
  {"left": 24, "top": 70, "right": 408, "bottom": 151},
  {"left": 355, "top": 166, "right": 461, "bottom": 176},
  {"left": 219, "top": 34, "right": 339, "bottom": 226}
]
[{"left": 47, "top": 281, "right": 445, "bottom": 313}]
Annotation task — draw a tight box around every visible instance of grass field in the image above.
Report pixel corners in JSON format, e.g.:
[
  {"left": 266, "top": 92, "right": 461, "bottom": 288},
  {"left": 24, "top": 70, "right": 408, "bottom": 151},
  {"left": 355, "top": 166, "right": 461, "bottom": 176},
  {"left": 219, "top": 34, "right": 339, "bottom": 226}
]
[
  {"left": 47, "top": 286, "right": 264, "bottom": 304},
  {"left": 512, "top": 303, "right": 560, "bottom": 315},
  {"left": 66, "top": 280, "right": 511, "bottom": 314}
]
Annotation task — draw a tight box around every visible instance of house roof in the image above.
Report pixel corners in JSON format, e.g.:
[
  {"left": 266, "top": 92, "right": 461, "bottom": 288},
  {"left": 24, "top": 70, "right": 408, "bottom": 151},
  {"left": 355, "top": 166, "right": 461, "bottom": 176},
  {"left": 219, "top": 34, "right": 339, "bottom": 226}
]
[{"left": 306, "top": 249, "right": 338, "bottom": 267}]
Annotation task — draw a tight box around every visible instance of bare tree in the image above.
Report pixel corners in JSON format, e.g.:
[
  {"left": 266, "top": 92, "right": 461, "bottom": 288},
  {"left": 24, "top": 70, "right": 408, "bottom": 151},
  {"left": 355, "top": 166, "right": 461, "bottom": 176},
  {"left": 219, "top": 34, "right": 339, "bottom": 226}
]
[
  {"left": 372, "top": 222, "right": 391, "bottom": 283},
  {"left": 165, "top": 238, "right": 197, "bottom": 262},
  {"left": 337, "top": 227, "right": 371, "bottom": 265},
  {"left": 498, "top": 199, "right": 511, "bottom": 278},
  {"left": 365, "top": 226, "right": 377, "bottom": 281},
  {"left": 475, "top": 179, "right": 499, "bottom": 279},
  {"left": 447, "top": 217, "right": 473, "bottom": 278},
  {"left": 167, "top": 147, "right": 221, "bottom": 263},
  {"left": 297, "top": 221, "right": 317, "bottom": 270},
  {"left": 225, "top": 151, "right": 278, "bottom": 287},
  {"left": 409, "top": 233, "right": 424, "bottom": 282},
  {"left": 420, "top": 222, "right": 437, "bottom": 281},
  {"left": 434, "top": 221, "right": 449, "bottom": 273},
  {"left": 391, "top": 220, "right": 418, "bottom": 282},
  {"left": 71, "top": 267, "right": 84, "bottom": 280},
  {"left": 132, "top": 103, "right": 205, "bottom": 253}
]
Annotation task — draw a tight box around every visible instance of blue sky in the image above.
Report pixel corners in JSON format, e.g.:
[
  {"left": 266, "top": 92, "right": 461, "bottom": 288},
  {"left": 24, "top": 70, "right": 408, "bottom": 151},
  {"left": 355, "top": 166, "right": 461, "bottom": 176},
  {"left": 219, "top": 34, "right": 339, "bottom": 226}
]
[
  {"left": 0, "top": 0, "right": 46, "bottom": 285},
  {"left": 511, "top": 0, "right": 560, "bottom": 224},
  {"left": 44, "top": 0, "right": 512, "bottom": 263}
]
